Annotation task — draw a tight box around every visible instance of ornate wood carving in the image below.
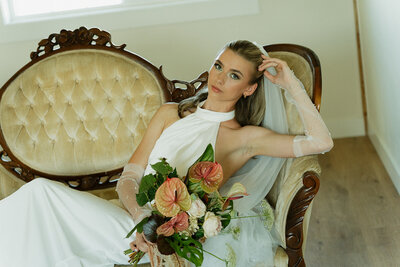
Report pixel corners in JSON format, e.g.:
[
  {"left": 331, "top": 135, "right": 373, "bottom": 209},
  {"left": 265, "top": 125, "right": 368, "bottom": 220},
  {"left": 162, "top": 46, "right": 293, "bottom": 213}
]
[
  {"left": 159, "top": 67, "right": 208, "bottom": 103},
  {"left": 285, "top": 171, "right": 320, "bottom": 267},
  {"left": 0, "top": 149, "right": 122, "bottom": 190},
  {"left": 30, "top": 26, "right": 127, "bottom": 60}
]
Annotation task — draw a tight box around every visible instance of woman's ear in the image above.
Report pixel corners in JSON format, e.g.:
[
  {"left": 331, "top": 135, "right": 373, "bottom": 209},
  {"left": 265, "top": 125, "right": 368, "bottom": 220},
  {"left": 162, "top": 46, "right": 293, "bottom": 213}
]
[{"left": 243, "top": 83, "right": 258, "bottom": 98}]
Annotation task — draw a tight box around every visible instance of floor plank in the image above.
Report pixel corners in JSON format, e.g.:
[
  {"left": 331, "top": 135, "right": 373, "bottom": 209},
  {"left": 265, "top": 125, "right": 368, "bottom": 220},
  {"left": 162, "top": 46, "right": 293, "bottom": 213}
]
[{"left": 305, "top": 136, "right": 400, "bottom": 267}]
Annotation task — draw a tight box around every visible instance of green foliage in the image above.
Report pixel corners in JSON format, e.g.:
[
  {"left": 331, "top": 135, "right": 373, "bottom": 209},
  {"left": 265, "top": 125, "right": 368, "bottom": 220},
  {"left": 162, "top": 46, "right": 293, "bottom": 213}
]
[
  {"left": 125, "top": 217, "right": 149, "bottom": 238},
  {"left": 207, "top": 191, "right": 224, "bottom": 211},
  {"left": 151, "top": 158, "right": 173, "bottom": 177},
  {"left": 166, "top": 234, "right": 204, "bottom": 266},
  {"left": 192, "top": 144, "right": 214, "bottom": 165}
]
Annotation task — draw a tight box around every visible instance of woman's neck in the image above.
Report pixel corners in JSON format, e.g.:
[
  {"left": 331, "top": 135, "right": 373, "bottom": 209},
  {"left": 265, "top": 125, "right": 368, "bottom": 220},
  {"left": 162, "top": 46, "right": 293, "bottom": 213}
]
[{"left": 202, "top": 99, "right": 236, "bottom": 113}]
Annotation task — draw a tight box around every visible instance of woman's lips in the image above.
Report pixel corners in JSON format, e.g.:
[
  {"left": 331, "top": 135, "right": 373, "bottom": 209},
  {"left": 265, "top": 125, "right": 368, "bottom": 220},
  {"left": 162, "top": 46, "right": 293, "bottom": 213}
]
[{"left": 211, "top": 85, "right": 222, "bottom": 93}]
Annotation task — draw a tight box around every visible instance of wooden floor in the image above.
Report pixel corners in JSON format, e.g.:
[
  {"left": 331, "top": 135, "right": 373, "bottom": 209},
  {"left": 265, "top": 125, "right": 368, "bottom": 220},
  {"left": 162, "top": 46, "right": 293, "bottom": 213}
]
[{"left": 305, "top": 136, "right": 400, "bottom": 267}]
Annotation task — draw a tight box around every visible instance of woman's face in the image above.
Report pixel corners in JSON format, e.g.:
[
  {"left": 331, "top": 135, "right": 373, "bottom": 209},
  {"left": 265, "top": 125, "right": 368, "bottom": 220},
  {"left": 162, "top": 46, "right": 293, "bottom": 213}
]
[{"left": 208, "top": 48, "right": 257, "bottom": 102}]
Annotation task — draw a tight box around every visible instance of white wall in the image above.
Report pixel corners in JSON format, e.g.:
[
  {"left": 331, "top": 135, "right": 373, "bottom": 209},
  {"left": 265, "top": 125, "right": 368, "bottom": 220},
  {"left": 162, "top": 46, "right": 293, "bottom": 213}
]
[
  {"left": 0, "top": 0, "right": 365, "bottom": 138},
  {"left": 357, "top": 0, "right": 400, "bottom": 193}
]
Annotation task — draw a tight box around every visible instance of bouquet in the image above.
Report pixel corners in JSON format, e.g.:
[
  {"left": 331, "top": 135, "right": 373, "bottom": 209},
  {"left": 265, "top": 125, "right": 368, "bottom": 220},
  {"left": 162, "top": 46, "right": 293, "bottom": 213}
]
[{"left": 124, "top": 144, "right": 249, "bottom": 266}]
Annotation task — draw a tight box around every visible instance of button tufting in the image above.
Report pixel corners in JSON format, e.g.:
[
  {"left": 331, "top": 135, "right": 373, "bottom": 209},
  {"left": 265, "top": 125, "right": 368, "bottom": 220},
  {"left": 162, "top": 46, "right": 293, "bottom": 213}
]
[{"left": 75, "top": 79, "right": 80, "bottom": 84}]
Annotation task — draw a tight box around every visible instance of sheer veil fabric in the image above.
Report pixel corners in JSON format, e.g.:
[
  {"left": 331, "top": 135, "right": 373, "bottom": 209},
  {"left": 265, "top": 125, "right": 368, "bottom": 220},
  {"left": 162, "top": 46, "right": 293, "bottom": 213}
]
[
  {"left": 219, "top": 44, "right": 292, "bottom": 213},
  {"left": 200, "top": 45, "right": 294, "bottom": 266}
]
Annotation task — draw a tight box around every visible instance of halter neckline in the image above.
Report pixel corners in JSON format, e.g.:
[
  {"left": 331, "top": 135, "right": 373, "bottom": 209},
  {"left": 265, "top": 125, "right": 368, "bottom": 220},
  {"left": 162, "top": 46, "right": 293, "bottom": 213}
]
[{"left": 194, "top": 100, "right": 235, "bottom": 122}]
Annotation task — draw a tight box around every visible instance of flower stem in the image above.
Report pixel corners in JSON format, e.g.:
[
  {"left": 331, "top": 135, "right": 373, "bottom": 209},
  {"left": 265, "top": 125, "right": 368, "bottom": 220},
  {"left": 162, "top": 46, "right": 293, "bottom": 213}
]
[
  {"left": 202, "top": 248, "right": 227, "bottom": 263},
  {"left": 221, "top": 215, "right": 263, "bottom": 220}
]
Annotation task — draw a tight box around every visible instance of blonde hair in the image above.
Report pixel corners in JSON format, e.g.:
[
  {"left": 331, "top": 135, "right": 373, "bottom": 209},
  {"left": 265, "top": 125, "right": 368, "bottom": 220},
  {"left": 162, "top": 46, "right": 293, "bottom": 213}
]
[{"left": 178, "top": 40, "right": 265, "bottom": 126}]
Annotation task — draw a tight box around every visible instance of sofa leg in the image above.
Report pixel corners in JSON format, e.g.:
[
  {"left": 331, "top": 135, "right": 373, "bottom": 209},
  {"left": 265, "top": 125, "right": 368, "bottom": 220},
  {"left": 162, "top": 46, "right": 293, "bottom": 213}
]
[{"left": 285, "top": 171, "right": 320, "bottom": 267}]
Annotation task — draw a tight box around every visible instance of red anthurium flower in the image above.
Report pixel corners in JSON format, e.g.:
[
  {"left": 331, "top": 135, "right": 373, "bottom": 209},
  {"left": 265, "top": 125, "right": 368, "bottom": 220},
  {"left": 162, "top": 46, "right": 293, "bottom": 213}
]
[
  {"left": 188, "top": 162, "right": 223, "bottom": 193},
  {"left": 155, "top": 178, "right": 191, "bottom": 217},
  {"left": 156, "top": 212, "right": 189, "bottom": 237}
]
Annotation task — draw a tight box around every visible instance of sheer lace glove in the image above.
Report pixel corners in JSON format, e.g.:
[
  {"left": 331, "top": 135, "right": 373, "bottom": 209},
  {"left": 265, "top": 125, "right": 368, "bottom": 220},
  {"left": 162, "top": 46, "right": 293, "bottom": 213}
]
[
  {"left": 284, "top": 74, "right": 334, "bottom": 157},
  {"left": 116, "top": 163, "right": 152, "bottom": 224},
  {"left": 259, "top": 55, "right": 333, "bottom": 157}
]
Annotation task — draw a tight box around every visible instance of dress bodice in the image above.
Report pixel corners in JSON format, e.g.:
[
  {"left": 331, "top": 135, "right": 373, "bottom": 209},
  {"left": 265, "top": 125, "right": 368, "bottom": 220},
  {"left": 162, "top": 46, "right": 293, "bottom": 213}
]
[{"left": 144, "top": 101, "right": 235, "bottom": 177}]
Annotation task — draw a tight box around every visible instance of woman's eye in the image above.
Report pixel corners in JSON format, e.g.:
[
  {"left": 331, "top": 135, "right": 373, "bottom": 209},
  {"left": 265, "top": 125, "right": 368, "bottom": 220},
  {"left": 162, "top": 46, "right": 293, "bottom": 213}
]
[
  {"left": 214, "top": 63, "right": 222, "bottom": 71},
  {"left": 230, "top": 73, "right": 240, "bottom": 80}
]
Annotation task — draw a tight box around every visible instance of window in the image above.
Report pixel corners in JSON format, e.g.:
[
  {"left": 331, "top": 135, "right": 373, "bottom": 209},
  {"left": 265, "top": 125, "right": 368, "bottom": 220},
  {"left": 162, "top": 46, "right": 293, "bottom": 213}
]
[
  {"left": 2, "top": 0, "right": 187, "bottom": 24},
  {"left": 0, "top": 0, "right": 259, "bottom": 44}
]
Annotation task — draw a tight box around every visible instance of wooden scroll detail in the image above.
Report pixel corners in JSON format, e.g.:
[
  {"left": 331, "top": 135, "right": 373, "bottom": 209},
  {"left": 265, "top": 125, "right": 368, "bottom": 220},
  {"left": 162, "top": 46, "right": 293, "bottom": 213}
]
[
  {"left": 0, "top": 151, "right": 36, "bottom": 182},
  {"left": 0, "top": 150, "right": 122, "bottom": 190},
  {"left": 285, "top": 171, "right": 320, "bottom": 267},
  {"left": 30, "top": 26, "right": 127, "bottom": 60},
  {"left": 159, "top": 67, "right": 209, "bottom": 103}
]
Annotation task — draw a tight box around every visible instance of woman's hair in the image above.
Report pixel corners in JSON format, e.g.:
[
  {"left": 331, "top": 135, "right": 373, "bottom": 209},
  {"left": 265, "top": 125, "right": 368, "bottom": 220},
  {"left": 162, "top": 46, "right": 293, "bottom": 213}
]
[{"left": 177, "top": 40, "right": 266, "bottom": 126}]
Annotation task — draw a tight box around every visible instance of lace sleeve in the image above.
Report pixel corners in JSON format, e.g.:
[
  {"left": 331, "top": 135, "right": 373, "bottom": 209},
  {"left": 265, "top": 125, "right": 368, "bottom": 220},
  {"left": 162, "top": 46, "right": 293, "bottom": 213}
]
[
  {"left": 283, "top": 74, "right": 334, "bottom": 157},
  {"left": 116, "top": 163, "right": 152, "bottom": 224}
]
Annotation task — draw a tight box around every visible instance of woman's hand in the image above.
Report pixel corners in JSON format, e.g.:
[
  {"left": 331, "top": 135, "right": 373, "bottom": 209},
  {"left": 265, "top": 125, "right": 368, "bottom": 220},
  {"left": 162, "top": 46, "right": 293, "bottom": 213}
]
[
  {"left": 130, "top": 231, "right": 151, "bottom": 253},
  {"left": 258, "top": 55, "right": 298, "bottom": 90}
]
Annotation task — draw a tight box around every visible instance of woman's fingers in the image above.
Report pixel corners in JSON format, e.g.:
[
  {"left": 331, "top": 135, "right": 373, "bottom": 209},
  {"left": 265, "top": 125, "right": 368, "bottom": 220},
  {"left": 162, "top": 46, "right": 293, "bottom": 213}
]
[{"left": 134, "top": 232, "right": 149, "bottom": 253}]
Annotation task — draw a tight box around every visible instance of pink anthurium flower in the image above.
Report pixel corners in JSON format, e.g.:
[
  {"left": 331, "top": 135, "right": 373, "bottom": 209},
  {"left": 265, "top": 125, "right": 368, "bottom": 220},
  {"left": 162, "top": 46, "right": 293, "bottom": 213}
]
[
  {"left": 156, "top": 212, "right": 189, "bottom": 237},
  {"left": 188, "top": 162, "right": 223, "bottom": 193},
  {"left": 155, "top": 178, "right": 191, "bottom": 217}
]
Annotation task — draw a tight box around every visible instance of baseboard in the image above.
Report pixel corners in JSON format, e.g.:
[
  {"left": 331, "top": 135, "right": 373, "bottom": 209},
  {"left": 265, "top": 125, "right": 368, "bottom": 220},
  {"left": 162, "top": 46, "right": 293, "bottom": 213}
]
[
  {"left": 324, "top": 117, "right": 365, "bottom": 138},
  {"left": 368, "top": 133, "right": 400, "bottom": 195}
]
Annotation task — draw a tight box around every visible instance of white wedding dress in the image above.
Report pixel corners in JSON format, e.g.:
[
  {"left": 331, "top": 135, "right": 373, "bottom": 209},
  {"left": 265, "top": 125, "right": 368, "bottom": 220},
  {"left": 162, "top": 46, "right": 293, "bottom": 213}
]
[{"left": 0, "top": 101, "right": 276, "bottom": 267}]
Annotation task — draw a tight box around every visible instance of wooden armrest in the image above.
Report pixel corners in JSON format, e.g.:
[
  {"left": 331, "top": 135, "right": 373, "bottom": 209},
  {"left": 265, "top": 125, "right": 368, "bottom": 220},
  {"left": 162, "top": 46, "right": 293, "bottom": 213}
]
[
  {"left": 274, "top": 155, "right": 320, "bottom": 246},
  {"left": 273, "top": 155, "right": 320, "bottom": 267}
]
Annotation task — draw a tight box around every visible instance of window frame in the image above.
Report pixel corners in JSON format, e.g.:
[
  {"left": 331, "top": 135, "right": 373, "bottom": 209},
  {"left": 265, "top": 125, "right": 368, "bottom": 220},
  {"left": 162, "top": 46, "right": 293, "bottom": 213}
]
[{"left": 0, "top": 0, "right": 259, "bottom": 44}]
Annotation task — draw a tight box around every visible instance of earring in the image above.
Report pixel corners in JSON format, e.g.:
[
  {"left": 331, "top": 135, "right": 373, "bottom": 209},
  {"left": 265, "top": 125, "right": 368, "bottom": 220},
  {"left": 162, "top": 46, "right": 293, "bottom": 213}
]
[{"left": 243, "top": 94, "right": 247, "bottom": 99}]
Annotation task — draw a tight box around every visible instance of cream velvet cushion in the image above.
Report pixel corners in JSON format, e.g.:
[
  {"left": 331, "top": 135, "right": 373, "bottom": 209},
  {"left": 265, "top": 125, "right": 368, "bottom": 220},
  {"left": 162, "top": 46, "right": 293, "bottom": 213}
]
[{"left": 0, "top": 49, "right": 164, "bottom": 176}]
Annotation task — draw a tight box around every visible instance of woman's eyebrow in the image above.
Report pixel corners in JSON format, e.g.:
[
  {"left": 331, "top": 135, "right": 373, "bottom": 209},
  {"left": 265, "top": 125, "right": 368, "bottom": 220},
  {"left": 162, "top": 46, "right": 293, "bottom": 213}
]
[{"left": 215, "top": 59, "right": 243, "bottom": 77}]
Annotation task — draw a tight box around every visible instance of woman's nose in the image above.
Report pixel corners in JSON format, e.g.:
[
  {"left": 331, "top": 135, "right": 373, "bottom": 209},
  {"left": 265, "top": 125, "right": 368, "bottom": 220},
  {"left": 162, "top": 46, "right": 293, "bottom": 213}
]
[{"left": 216, "top": 72, "right": 226, "bottom": 85}]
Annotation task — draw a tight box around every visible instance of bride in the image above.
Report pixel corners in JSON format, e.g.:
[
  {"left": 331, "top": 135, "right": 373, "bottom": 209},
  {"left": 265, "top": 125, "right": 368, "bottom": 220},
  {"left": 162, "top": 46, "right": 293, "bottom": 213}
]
[{"left": 0, "top": 40, "right": 333, "bottom": 267}]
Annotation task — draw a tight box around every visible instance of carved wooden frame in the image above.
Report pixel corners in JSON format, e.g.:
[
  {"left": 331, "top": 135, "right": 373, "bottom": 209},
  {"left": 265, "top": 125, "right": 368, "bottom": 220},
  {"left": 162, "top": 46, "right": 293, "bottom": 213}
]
[
  {"left": 264, "top": 44, "right": 322, "bottom": 267},
  {"left": 0, "top": 26, "right": 208, "bottom": 190}
]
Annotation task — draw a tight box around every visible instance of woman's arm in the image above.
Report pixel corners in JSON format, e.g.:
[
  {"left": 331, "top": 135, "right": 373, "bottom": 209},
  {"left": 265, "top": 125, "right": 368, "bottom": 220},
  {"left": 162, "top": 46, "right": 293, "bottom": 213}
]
[
  {"left": 243, "top": 56, "right": 333, "bottom": 158},
  {"left": 116, "top": 104, "right": 174, "bottom": 223}
]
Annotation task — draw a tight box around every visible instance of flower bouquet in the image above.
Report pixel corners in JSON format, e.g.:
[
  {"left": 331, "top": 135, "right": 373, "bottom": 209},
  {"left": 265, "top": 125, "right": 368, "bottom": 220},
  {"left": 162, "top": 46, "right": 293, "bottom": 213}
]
[{"left": 124, "top": 144, "right": 249, "bottom": 266}]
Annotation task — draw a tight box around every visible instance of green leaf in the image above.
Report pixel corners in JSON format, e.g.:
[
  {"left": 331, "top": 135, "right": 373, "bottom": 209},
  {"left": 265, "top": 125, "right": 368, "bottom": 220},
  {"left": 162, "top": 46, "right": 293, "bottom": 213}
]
[
  {"left": 194, "top": 144, "right": 214, "bottom": 164},
  {"left": 207, "top": 191, "right": 224, "bottom": 211},
  {"left": 155, "top": 172, "right": 165, "bottom": 187},
  {"left": 166, "top": 234, "right": 204, "bottom": 266},
  {"left": 125, "top": 217, "right": 149, "bottom": 238},
  {"left": 151, "top": 158, "right": 173, "bottom": 176},
  {"left": 193, "top": 228, "right": 204, "bottom": 240},
  {"left": 188, "top": 180, "right": 204, "bottom": 195},
  {"left": 168, "top": 168, "right": 178, "bottom": 178},
  {"left": 139, "top": 174, "right": 156, "bottom": 193},
  {"left": 136, "top": 192, "right": 150, "bottom": 206}
]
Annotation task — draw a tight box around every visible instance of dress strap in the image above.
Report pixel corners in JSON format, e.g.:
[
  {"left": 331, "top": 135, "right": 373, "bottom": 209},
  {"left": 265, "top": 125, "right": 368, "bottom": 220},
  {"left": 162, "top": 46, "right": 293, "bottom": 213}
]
[{"left": 194, "top": 100, "right": 235, "bottom": 122}]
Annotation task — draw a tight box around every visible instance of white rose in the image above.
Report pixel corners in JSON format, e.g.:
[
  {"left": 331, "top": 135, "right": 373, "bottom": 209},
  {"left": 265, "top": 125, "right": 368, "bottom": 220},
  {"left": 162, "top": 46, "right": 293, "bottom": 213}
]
[
  {"left": 187, "top": 198, "right": 206, "bottom": 218},
  {"left": 202, "top": 212, "right": 222, "bottom": 238}
]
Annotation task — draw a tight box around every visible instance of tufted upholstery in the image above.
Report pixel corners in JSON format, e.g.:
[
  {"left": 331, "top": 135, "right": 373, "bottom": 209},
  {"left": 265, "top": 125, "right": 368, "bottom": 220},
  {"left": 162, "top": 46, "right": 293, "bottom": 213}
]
[{"left": 0, "top": 49, "right": 164, "bottom": 176}]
